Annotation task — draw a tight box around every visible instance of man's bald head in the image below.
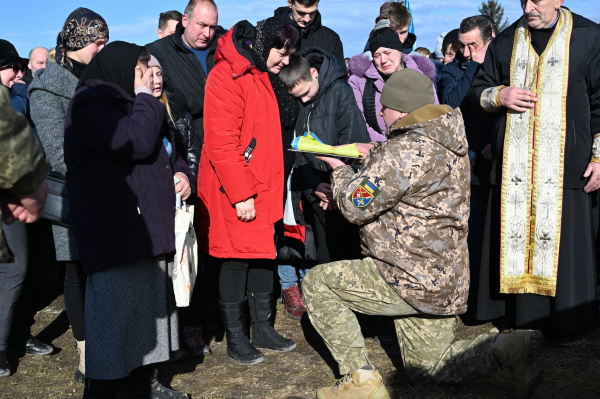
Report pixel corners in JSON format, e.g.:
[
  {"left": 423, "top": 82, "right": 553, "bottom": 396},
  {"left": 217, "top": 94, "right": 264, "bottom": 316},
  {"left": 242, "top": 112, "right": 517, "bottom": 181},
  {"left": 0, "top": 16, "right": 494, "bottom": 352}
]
[
  {"left": 184, "top": 0, "right": 217, "bottom": 18},
  {"left": 28, "top": 47, "right": 49, "bottom": 76}
]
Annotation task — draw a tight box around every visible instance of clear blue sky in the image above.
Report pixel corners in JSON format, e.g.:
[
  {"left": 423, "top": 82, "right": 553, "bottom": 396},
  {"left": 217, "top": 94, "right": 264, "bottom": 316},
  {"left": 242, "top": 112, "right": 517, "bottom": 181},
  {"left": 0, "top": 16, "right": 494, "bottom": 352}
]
[{"left": 1, "top": 1, "right": 598, "bottom": 60}]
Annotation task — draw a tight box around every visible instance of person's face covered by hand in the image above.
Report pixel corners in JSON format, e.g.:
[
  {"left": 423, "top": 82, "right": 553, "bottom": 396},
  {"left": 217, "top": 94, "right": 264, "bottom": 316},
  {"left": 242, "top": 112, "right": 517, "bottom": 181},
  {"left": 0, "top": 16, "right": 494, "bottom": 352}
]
[
  {"left": 134, "top": 59, "right": 153, "bottom": 93},
  {"left": 458, "top": 27, "right": 491, "bottom": 64},
  {"left": 373, "top": 47, "right": 402, "bottom": 76}
]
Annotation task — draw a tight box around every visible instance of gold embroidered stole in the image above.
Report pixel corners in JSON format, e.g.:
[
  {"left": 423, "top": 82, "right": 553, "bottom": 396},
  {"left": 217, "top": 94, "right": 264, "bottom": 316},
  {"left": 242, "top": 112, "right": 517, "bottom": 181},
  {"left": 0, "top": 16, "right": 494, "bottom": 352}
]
[{"left": 500, "top": 9, "right": 573, "bottom": 297}]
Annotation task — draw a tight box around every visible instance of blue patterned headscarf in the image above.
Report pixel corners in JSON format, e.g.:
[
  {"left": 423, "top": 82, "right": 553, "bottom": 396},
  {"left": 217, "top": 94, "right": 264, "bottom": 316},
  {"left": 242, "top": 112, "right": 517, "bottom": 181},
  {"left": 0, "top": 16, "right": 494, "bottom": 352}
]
[{"left": 55, "top": 8, "right": 109, "bottom": 68}]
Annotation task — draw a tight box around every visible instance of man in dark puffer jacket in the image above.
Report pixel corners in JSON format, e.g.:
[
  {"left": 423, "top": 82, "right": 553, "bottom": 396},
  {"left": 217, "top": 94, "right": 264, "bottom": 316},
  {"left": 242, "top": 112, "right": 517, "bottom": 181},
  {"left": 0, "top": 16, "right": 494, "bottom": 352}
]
[
  {"left": 146, "top": 0, "right": 225, "bottom": 150},
  {"left": 278, "top": 47, "right": 369, "bottom": 318}
]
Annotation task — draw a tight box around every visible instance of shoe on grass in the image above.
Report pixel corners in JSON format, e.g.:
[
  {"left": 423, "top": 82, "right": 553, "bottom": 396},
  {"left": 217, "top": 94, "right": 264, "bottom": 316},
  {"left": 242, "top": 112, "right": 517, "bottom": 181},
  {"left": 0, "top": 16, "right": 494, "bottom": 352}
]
[
  {"left": 282, "top": 284, "right": 307, "bottom": 320},
  {"left": 493, "top": 329, "right": 544, "bottom": 399},
  {"left": 24, "top": 336, "right": 54, "bottom": 356},
  {"left": 0, "top": 351, "right": 10, "bottom": 378},
  {"left": 317, "top": 369, "right": 389, "bottom": 399},
  {"left": 183, "top": 325, "right": 212, "bottom": 357}
]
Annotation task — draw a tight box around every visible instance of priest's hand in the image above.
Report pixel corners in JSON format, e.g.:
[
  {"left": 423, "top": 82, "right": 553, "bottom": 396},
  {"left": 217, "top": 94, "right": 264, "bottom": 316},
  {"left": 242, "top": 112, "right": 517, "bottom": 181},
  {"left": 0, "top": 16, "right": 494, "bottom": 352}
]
[
  {"left": 499, "top": 87, "right": 537, "bottom": 113},
  {"left": 583, "top": 162, "right": 600, "bottom": 193}
]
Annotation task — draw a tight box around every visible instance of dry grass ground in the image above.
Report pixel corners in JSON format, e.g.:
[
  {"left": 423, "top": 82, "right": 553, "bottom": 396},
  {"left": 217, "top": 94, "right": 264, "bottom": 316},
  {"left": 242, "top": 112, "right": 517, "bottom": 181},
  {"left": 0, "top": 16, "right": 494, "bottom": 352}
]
[{"left": 1, "top": 261, "right": 599, "bottom": 399}]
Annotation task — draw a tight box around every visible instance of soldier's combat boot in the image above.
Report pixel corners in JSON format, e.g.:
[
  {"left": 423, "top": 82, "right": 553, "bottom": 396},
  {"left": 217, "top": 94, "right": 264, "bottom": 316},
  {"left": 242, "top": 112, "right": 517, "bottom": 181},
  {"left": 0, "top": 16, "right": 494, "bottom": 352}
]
[
  {"left": 493, "top": 329, "right": 544, "bottom": 399},
  {"left": 248, "top": 291, "right": 297, "bottom": 353},
  {"left": 317, "top": 365, "right": 390, "bottom": 399},
  {"left": 220, "top": 300, "right": 265, "bottom": 365}
]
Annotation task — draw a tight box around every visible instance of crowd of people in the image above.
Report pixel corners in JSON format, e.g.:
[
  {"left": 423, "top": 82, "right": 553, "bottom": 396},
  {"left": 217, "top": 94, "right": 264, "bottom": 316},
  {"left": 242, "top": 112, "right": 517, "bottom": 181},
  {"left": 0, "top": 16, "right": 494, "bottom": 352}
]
[{"left": 1, "top": 0, "right": 599, "bottom": 398}]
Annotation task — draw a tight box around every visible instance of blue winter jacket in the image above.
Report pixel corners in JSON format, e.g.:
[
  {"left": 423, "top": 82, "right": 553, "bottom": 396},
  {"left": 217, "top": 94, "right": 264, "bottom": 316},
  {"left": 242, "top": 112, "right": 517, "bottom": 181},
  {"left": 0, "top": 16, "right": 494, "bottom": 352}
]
[{"left": 438, "top": 60, "right": 490, "bottom": 154}]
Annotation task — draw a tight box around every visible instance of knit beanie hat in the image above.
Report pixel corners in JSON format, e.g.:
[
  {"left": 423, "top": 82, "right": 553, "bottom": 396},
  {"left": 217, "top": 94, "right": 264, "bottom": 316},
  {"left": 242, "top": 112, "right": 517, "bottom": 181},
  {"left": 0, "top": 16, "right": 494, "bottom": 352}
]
[
  {"left": 380, "top": 69, "right": 435, "bottom": 114},
  {"left": 148, "top": 55, "right": 161, "bottom": 69},
  {"left": 434, "top": 32, "right": 448, "bottom": 59}
]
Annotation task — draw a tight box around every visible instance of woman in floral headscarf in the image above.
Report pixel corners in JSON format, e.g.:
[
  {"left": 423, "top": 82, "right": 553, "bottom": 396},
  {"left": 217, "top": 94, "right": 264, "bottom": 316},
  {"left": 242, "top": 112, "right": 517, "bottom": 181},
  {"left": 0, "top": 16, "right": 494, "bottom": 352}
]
[{"left": 28, "top": 7, "right": 108, "bottom": 383}]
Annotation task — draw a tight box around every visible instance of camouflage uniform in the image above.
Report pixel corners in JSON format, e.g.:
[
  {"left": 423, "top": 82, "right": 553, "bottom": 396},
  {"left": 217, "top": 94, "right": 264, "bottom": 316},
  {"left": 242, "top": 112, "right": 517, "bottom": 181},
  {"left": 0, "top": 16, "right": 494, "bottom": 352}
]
[
  {"left": 304, "top": 105, "right": 498, "bottom": 383},
  {"left": 0, "top": 86, "right": 47, "bottom": 263}
]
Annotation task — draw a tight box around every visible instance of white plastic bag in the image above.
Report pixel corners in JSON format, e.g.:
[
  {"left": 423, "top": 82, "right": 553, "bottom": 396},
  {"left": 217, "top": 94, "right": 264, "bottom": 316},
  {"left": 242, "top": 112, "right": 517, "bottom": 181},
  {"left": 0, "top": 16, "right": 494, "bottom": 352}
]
[{"left": 173, "top": 177, "right": 198, "bottom": 307}]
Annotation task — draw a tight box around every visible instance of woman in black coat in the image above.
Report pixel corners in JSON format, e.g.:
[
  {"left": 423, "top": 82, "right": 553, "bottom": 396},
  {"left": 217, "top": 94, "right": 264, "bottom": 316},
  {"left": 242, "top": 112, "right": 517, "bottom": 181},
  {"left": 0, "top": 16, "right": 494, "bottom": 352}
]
[{"left": 64, "top": 41, "right": 193, "bottom": 399}]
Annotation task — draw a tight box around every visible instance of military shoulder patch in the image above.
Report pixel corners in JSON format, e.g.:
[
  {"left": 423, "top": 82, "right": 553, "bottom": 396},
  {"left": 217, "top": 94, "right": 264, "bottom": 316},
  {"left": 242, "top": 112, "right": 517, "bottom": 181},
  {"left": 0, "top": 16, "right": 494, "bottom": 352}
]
[{"left": 350, "top": 178, "right": 380, "bottom": 208}]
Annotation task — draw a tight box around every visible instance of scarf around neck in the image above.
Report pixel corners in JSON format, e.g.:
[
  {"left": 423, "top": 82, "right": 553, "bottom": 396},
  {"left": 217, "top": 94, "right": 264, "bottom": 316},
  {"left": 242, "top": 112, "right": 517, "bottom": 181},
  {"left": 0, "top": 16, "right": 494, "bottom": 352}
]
[{"left": 253, "top": 17, "right": 300, "bottom": 131}]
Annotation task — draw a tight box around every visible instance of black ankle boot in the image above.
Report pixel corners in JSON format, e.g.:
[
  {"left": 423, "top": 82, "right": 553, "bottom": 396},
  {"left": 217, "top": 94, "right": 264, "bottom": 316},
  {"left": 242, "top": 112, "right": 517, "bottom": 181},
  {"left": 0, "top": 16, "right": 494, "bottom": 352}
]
[
  {"left": 248, "top": 291, "right": 296, "bottom": 353},
  {"left": 220, "top": 300, "right": 265, "bottom": 365},
  {"left": 128, "top": 366, "right": 189, "bottom": 399},
  {"left": 0, "top": 351, "right": 10, "bottom": 377}
]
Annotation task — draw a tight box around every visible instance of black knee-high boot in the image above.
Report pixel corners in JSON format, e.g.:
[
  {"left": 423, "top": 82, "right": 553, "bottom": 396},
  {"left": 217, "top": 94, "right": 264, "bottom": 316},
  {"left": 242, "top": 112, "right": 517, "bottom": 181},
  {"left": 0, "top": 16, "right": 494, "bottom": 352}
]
[
  {"left": 220, "top": 299, "right": 265, "bottom": 365},
  {"left": 248, "top": 291, "right": 296, "bottom": 353}
]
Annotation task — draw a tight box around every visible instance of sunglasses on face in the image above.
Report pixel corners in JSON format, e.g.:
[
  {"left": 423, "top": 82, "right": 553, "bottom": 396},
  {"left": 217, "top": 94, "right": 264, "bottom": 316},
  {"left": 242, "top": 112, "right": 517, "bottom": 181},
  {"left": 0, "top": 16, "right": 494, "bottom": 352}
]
[{"left": 8, "top": 63, "right": 25, "bottom": 73}]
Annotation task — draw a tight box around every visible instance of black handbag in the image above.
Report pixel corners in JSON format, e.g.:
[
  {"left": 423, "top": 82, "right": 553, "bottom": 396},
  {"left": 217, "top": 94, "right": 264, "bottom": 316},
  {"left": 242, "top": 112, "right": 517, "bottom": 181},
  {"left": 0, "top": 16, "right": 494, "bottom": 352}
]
[{"left": 40, "top": 171, "right": 71, "bottom": 228}]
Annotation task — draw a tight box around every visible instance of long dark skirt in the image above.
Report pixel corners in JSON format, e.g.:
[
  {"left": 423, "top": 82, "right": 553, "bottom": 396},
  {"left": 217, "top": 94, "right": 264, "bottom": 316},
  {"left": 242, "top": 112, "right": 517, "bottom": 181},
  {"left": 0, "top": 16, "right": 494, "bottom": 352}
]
[
  {"left": 85, "top": 254, "right": 179, "bottom": 380},
  {"left": 476, "top": 187, "right": 599, "bottom": 337}
]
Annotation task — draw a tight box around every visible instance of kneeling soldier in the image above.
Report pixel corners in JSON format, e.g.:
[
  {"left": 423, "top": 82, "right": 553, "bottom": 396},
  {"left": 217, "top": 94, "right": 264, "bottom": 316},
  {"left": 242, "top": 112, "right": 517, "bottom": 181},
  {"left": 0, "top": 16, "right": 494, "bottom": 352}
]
[{"left": 305, "top": 68, "right": 544, "bottom": 399}]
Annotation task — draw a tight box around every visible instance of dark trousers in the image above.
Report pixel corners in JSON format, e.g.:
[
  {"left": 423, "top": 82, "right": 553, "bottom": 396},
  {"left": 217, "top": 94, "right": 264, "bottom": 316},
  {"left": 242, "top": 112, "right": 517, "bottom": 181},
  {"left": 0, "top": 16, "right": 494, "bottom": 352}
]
[
  {"left": 206, "top": 256, "right": 274, "bottom": 303},
  {"left": 64, "top": 262, "right": 86, "bottom": 341},
  {"left": 0, "top": 221, "right": 33, "bottom": 351}
]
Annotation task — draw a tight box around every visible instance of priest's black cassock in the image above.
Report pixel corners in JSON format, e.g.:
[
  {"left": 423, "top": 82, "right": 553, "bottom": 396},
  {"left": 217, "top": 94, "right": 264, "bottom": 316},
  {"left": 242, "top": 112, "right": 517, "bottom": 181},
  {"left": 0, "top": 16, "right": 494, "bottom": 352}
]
[{"left": 468, "top": 9, "right": 600, "bottom": 338}]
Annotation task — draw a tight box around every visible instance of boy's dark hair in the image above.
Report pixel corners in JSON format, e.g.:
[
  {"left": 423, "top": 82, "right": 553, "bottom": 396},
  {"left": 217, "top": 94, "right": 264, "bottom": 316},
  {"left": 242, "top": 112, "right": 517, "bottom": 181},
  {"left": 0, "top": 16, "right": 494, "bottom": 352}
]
[
  {"left": 377, "top": 1, "right": 412, "bottom": 31},
  {"left": 279, "top": 55, "right": 313, "bottom": 91},
  {"left": 272, "top": 24, "right": 302, "bottom": 54},
  {"left": 138, "top": 48, "right": 151, "bottom": 63},
  {"left": 460, "top": 15, "right": 494, "bottom": 43},
  {"left": 290, "top": 0, "right": 320, "bottom": 6},
  {"left": 158, "top": 11, "right": 182, "bottom": 30},
  {"left": 480, "top": 15, "right": 498, "bottom": 37}
]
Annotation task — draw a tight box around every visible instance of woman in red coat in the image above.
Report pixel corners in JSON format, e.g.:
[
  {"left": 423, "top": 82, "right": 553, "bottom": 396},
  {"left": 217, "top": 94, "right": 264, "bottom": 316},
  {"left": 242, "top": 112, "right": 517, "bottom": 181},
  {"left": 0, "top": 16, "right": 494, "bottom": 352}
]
[{"left": 197, "top": 18, "right": 300, "bottom": 365}]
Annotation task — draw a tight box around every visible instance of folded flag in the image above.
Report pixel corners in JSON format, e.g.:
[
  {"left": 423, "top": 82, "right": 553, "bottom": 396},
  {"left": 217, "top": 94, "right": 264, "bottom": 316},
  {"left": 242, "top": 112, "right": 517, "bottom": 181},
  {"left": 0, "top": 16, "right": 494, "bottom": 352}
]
[{"left": 290, "top": 132, "right": 362, "bottom": 158}]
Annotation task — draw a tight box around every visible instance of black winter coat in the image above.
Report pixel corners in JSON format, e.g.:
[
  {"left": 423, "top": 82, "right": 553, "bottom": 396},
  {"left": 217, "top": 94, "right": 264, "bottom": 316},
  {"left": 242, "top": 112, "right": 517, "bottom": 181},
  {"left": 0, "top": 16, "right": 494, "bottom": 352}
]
[
  {"left": 166, "top": 92, "right": 200, "bottom": 181},
  {"left": 293, "top": 47, "right": 370, "bottom": 198},
  {"left": 168, "top": 112, "right": 200, "bottom": 182},
  {"left": 64, "top": 79, "right": 194, "bottom": 274},
  {"left": 146, "top": 23, "right": 225, "bottom": 150},
  {"left": 273, "top": 7, "right": 344, "bottom": 65},
  {"left": 468, "top": 11, "right": 600, "bottom": 188}
]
